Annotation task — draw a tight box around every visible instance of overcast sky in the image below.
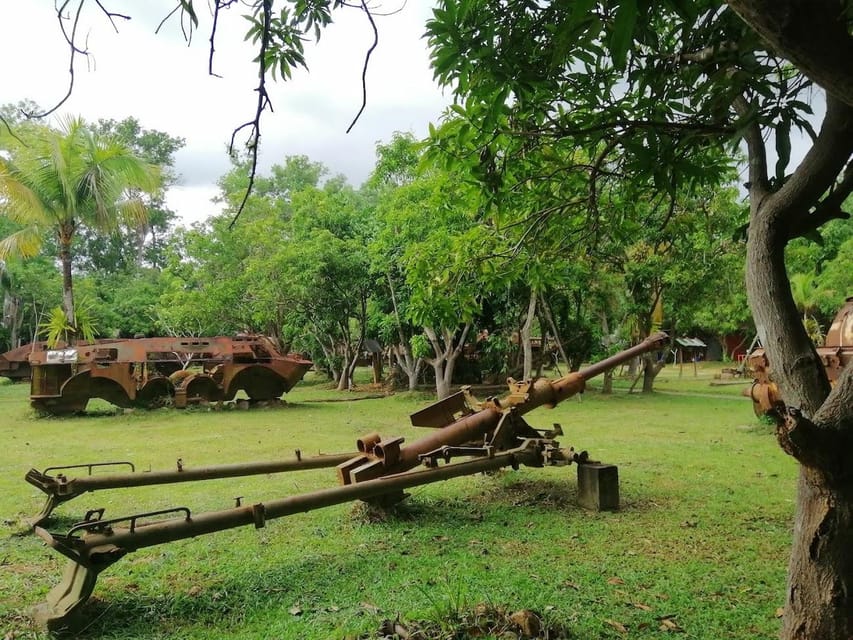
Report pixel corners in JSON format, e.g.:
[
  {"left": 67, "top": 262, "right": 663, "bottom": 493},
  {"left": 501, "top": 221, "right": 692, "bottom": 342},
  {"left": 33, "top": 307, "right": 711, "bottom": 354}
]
[{"left": 0, "top": 1, "right": 449, "bottom": 223}]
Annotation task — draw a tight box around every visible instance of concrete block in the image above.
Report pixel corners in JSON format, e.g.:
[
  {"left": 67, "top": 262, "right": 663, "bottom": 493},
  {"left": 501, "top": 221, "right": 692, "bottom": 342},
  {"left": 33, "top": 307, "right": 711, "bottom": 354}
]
[{"left": 577, "top": 463, "right": 619, "bottom": 511}]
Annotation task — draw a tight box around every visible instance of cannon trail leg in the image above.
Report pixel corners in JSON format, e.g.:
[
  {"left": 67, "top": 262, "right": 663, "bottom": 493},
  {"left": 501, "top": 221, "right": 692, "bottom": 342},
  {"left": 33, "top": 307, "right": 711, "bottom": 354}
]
[{"left": 32, "top": 560, "right": 102, "bottom": 632}]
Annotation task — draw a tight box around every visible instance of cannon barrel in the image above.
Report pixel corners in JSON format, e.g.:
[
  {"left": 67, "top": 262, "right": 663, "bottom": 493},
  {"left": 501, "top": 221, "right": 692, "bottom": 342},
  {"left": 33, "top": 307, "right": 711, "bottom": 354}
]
[{"left": 342, "top": 332, "right": 668, "bottom": 483}]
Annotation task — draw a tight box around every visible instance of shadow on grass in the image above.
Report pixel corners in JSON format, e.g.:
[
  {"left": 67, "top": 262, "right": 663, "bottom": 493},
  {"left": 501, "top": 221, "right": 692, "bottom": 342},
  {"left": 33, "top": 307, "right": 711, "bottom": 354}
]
[
  {"left": 28, "top": 400, "right": 327, "bottom": 421},
  {"left": 60, "top": 553, "right": 579, "bottom": 640},
  {"left": 57, "top": 554, "right": 368, "bottom": 638}
]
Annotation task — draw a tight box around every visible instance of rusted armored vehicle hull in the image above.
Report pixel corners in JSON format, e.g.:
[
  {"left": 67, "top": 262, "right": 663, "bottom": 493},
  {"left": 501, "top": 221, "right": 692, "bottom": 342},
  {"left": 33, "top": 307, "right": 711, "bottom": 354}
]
[
  {"left": 28, "top": 336, "right": 312, "bottom": 415},
  {"left": 0, "top": 342, "right": 41, "bottom": 381},
  {"left": 746, "top": 297, "right": 853, "bottom": 415}
]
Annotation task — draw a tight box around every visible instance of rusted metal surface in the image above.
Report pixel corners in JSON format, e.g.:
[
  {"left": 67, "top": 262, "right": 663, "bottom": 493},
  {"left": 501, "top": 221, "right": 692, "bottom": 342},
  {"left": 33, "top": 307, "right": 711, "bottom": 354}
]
[
  {"left": 24, "top": 451, "right": 358, "bottom": 526},
  {"left": 27, "top": 333, "right": 668, "bottom": 631},
  {"left": 33, "top": 443, "right": 548, "bottom": 631},
  {"left": 27, "top": 335, "right": 312, "bottom": 414},
  {"left": 0, "top": 342, "right": 37, "bottom": 381},
  {"left": 341, "top": 333, "right": 668, "bottom": 484},
  {"left": 745, "top": 297, "right": 852, "bottom": 415}
]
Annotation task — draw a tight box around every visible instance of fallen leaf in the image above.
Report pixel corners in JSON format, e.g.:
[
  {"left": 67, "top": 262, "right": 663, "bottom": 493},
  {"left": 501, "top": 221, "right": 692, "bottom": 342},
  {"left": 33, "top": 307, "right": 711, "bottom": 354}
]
[
  {"left": 289, "top": 605, "right": 303, "bottom": 616},
  {"left": 775, "top": 607, "right": 785, "bottom": 618},
  {"left": 187, "top": 585, "right": 202, "bottom": 598},
  {"left": 632, "top": 602, "right": 652, "bottom": 611},
  {"left": 561, "top": 581, "right": 580, "bottom": 590},
  {"left": 361, "top": 602, "right": 381, "bottom": 614},
  {"left": 432, "top": 535, "right": 450, "bottom": 542},
  {"left": 658, "top": 616, "right": 683, "bottom": 632},
  {"left": 510, "top": 609, "right": 542, "bottom": 637},
  {"left": 607, "top": 577, "right": 625, "bottom": 585},
  {"left": 605, "top": 619, "right": 628, "bottom": 634}
]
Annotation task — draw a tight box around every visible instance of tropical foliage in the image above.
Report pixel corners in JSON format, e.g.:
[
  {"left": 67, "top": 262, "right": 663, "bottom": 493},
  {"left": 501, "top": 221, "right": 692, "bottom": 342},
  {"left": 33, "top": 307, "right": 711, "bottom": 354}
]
[{"left": 0, "top": 117, "right": 160, "bottom": 333}]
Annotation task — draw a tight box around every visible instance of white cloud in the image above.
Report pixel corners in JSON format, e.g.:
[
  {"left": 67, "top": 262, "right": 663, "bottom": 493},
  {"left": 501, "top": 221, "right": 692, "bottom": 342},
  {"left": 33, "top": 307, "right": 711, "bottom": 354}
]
[{"left": 0, "top": 1, "right": 448, "bottom": 224}]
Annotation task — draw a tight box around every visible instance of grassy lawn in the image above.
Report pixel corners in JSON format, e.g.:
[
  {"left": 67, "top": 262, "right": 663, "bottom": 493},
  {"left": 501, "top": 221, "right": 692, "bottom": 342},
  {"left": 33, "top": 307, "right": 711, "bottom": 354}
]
[{"left": 0, "top": 365, "right": 794, "bottom": 639}]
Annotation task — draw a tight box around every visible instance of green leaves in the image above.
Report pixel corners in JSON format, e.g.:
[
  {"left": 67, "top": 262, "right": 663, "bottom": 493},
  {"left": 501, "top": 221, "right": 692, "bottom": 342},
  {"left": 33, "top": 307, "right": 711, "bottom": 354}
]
[
  {"left": 39, "top": 299, "right": 98, "bottom": 346},
  {"left": 609, "top": 0, "right": 638, "bottom": 70},
  {"left": 242, "top": 1, "right": 336, "bottom": 81}
]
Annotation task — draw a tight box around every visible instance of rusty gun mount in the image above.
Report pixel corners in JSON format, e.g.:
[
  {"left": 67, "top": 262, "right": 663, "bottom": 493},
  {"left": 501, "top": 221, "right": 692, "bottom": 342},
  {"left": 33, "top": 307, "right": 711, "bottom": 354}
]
[{"left": 28, "top": 333, "right": 666, "bottom": 632}]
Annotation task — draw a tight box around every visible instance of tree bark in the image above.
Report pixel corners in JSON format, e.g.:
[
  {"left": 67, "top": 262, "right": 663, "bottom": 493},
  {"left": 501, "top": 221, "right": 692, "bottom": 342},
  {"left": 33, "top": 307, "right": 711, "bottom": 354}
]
[
  {"left": 58, "top": 230, "right": 75, "bottom": 328},
  {"left": 641, "top": 353, "right": 663, "bottom": 393},
  {"left": 540, "top": 293, "right": 570, "bottom": 372},
  {"left": 774, "top": 375, "right": 853, "bottom": 639},
  {"left": 392, "top": 345, "right": 422, "bottom": 391},
  {"left": 424, "top": 324, "right": 471, "bottom": 400},
  {"left": 602, "top": 369, "right": 613, "bottom": 395},
  {"left": 521, "top": 288, "right": 537, "bottom": 380},
  {"left": 727, "top": 0, "right": 853, "bottom": 109},
  {"left": 387, "top": 272, "right": 422, "bottom": 391}
]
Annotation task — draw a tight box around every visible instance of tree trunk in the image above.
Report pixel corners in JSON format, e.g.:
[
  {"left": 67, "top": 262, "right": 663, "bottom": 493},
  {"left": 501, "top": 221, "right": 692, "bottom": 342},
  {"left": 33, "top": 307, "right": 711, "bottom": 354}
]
[
  {"left": 747, "top": 211, "right": 852, "bottom": 639},
  {"left": 316, "top": 339, "right": 339, "bottom": 383},
  {"left": 387, "top": 271, "right": 423, "bottom": 391},
  {"left": 540, "top": 293, "right": 570, "bottom": 372},
  {"left": 783, "top": 463, "right": 853, "bottom": 640},
  {"left": 58, "top": 231, "right": 75, "bottom": 328},
  {"left": 424, "top": 324, "right": 471, "bottom": 400},
  {"left": 641, "top": 354, "right": 663, "bottom": 393},
  {"left": 432, "top": 359, "right": 449, "bottom": 399},
  {"left": 521, "top": 288, "right": 537, "bottom": 380},
  {"left": 741, "top": 93, "right": 853, "bottom": 639},
  {"left": 3, "top": 294, "right": 22, "bottom": 349},
  {"left": 602, "top": 369, "right": 613, "bottom": 395},
  {"left": 393, "top": 345, "right": 422, "bottom": 391}
]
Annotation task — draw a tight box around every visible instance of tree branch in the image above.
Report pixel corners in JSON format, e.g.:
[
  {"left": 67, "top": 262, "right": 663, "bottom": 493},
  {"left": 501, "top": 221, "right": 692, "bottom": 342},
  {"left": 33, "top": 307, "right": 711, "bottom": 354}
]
[
  {"left": 767, "top": 94, "right": 853, "bottom": 228},
  {"left": 345, "top": 0, "right": 378, "bottom": 134},
  {"left": 786, "top": 161, "right": 853, "bottom": 239},
  {"left": 228, "top": 0, "right": 274, "bottom": 229},
  {"left": 26, "top": 0, "right": 87, "bottom": 119},
  {"left": 727, "top": 0, "right": 853, "bottom": 109},
  {"left": 733, "top": 96, "right": 770, "bottom": 200}
]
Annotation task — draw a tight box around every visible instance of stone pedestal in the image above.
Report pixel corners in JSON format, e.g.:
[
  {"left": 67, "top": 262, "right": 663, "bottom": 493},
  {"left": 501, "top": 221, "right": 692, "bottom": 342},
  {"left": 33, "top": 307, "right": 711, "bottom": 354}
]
[{"left": 577, "top": 463, "right": 619, "bottom": 511}]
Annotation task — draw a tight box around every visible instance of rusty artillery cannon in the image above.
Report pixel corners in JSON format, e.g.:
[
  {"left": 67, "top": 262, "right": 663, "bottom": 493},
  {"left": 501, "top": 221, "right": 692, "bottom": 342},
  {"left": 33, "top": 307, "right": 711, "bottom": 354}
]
[
  {"left": 27, "top": 333, "right": 667, "bottom": 632},
  {"left": 745, "top": 297, "right": 852, "bottom": 415},
  {"left": 25, "top": 334, "right": 312, "bottom": 414}
]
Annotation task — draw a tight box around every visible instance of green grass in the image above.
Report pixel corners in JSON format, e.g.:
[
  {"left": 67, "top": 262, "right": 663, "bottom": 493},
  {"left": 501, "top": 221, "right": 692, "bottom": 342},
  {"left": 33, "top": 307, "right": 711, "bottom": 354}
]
[{"left": 0, "top": 367, "right": 794, "bottom": 639}]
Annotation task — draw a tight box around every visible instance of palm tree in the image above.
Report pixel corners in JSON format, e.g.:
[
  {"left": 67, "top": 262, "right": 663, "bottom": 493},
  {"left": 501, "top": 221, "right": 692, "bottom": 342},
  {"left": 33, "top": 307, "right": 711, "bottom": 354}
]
[{"left": 0, "top": 117, "right": 159, "bottom": 329}]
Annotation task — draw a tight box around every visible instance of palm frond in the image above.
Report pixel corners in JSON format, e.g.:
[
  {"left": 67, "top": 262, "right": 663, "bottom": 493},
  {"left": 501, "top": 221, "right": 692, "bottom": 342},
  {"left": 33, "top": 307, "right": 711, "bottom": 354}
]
[
  {"left": 0, "top": 226, "right": 44, "bottom": 260},
  {"left": 0, "top": 159, "right": 56, "bottom": 227}
]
